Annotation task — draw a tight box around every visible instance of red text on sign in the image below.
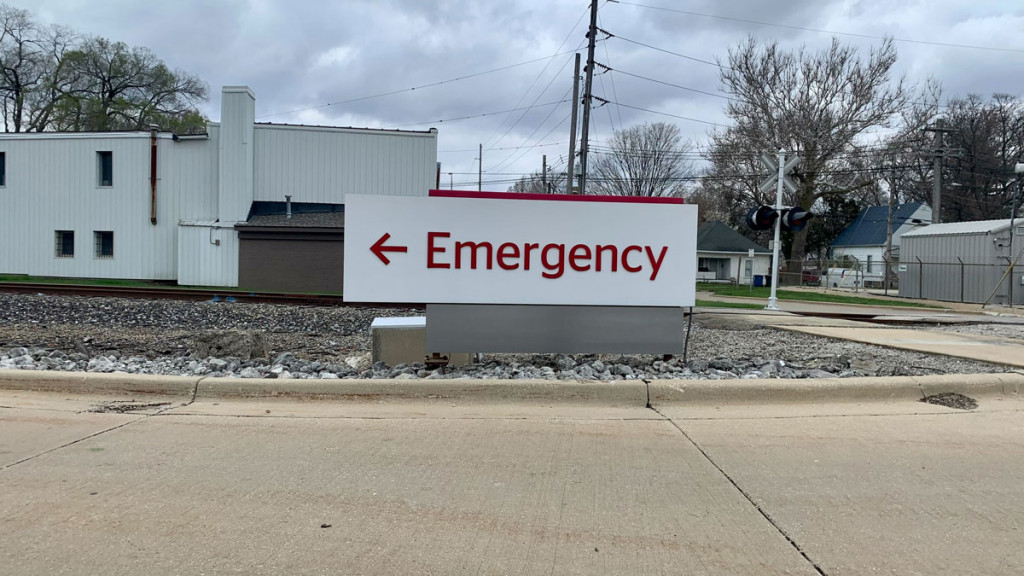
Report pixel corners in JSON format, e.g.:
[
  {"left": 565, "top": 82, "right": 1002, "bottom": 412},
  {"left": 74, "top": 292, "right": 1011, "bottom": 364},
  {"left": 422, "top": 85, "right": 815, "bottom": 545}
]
[{"left": 426, "top": 232, "right": 668, "bottom": 281}]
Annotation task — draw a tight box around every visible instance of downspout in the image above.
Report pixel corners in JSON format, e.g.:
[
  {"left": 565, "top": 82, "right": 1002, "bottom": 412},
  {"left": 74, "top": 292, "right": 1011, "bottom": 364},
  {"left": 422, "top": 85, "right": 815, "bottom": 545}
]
[
  {"left": 150, "top": 126, "right": 158, "bottom": 225},
  {"left": 285, "top": 195, "right": 292, "bottom": 219}
]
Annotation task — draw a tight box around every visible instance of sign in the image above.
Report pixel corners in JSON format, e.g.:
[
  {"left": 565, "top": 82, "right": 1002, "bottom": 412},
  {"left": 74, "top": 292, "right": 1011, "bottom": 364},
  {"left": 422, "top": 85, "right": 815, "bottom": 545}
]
[
  {"left": 344, "top": 191, "right": 698, "bottom": 307},
  {"left": 758, "top": 154, "right": 801, "bottom": 194}
]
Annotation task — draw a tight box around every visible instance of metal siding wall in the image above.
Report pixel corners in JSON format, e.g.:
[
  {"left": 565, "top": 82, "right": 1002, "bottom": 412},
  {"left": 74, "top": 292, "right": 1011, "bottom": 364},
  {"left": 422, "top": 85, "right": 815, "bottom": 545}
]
[
  {"left": 901, "top": 232, "right": 1006, "bottom": 303},
  {"left": 170, "top": 130, "right": 219, "bottom": 222},
  {"left": 253, "top": 126, "right": 436, "bottom": 203},
  {"left": 177, "top": 225, "right": 238, "bottom": 287},
  {"left": 0, "top": 135, "right": 180, "bottom": 280}
]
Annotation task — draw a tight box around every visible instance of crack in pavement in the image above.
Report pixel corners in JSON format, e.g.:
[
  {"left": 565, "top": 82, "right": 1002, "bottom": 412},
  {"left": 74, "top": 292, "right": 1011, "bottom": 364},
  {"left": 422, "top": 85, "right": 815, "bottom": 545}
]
[
  {"left": 650, "top": 402, "right": 830, "bottom": 576},
  {"left": 1, "top": 382, "right": 201, "bottom": 472}
]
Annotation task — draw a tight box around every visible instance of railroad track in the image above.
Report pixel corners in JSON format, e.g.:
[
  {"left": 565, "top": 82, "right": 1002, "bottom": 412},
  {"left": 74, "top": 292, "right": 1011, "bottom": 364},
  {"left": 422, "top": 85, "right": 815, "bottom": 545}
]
[{"left": 0, "top": 282, "right": 422, "bottom": 308}]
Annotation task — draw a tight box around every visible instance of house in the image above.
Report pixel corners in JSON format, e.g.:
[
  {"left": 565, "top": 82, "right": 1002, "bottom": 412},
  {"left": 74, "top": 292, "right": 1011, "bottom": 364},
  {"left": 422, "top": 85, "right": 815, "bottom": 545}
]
[
  {"left": 0, "top": 86, "right": 438, "bottom": 290},
  {"left": 899, "top": 219, "right": 1023, "bottom": 305},
  {"left": 696, "top": 221, "right": 772, "bottom": 285},
  {"left": 830, "top": 202, "right": 931, "bottom": 285}
]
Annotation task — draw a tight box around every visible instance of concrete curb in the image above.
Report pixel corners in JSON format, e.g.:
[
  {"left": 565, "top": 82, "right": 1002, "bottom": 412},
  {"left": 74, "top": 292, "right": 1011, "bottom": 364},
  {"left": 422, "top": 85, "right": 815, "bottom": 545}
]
[
  {"left": 195, "top": 377, "right": 648, "bottom": 405},
  {"left": 0, "top": 369, "right": 200, "bottom": 396},
  {"left": 1, "top": 369, "right": 1021, "bottom": 406},
  {"left": 648, "top": 372, "right": 1024, "bottom": 406}
]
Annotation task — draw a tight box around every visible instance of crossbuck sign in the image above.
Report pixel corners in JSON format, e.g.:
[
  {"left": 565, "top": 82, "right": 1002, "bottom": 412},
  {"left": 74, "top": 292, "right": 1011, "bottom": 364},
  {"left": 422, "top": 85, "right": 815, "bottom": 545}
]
[
  {"left": 344, "top": 191, "right": 698, "bottom": 307},
  {"left": 758, "top": 154, "right": 801, "bottom": 195}
]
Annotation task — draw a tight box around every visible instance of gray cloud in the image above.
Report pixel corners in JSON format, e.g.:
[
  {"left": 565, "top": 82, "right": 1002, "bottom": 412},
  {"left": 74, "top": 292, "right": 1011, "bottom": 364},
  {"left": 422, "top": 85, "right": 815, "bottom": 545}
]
[{"left": 11, "top": 0, "right": 1024, "bottom": 189}]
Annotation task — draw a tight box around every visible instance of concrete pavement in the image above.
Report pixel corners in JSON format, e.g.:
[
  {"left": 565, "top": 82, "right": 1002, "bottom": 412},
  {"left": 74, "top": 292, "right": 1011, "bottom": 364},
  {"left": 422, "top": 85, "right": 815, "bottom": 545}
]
[
  {"left": 3, "top": 388, "right": 1023, "bottom": 575},
  {"left": 779, "top": 325, "right": 1024, "bottom": 368}
]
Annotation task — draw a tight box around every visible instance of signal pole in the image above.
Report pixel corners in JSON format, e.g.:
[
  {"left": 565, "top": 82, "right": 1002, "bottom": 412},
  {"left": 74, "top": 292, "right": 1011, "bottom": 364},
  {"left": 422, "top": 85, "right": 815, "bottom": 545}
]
[
  {"left": 766, "top": 149, "right": 786, "bottom": 311},
  {"left": 578, "top": 0, "right": 598, "bottom": 195}
]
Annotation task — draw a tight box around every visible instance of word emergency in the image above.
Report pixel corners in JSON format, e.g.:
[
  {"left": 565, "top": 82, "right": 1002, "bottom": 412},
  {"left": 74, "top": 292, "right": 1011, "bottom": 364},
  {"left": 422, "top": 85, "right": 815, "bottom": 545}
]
[{"left": 426, "top": 232, "right": 669, "bottom": 281}]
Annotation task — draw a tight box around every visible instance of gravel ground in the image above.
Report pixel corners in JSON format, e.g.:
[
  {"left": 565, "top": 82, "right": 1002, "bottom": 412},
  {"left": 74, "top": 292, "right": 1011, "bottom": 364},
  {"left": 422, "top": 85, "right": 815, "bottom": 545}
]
[{"left": 0, "top": 293, "right": 1014, "bottom": 380}]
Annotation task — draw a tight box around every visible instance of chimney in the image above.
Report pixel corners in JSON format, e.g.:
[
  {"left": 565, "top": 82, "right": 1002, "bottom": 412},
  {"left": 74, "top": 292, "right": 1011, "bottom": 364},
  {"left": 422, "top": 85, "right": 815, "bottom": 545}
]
[{"left": 217, "top": 86, "right": 256, "bottom": 223}]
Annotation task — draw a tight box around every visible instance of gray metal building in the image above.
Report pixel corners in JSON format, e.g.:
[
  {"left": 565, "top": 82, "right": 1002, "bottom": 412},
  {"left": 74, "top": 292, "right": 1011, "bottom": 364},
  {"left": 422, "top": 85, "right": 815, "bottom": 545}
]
[{"left": 899, "top": 219, "right": 1024, "bottom": 305}]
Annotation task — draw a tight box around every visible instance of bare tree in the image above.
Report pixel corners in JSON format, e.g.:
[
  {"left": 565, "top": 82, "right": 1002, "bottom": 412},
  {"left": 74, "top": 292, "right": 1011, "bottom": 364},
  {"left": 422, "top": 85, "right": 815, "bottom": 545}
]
[
  {"left": 705, "top": 37, "right": 909, "bottom": 272},
  {"left": 0, "top": 4, "right": 47, "bottom": 132},
  {"left": 508, "top": 168, "right": 566, "bottom": 194},
  {"left": 589, "top": 122, "right": 695, "bottom": 197}
]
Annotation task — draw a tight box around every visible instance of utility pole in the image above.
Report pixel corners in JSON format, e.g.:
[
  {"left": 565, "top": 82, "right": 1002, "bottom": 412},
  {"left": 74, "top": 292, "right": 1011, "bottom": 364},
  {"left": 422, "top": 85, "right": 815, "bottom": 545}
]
[
  {"left": 566, "top": 53, "right": 580, "bottom": 194},
  {"left": 923, "top": 118, "right": 959, "bottom": 224},
  {"left": 578, "top": 0, "right": 598, "bottom": 195},
  {"left": 478, "top": 143, "right": 482, "bottom": 192},
  {"left": 542, "top": 155, "right": 547, "bottom": 192},
  {"left": 884, "top": 164, "right": 896, "bottom": 295}
]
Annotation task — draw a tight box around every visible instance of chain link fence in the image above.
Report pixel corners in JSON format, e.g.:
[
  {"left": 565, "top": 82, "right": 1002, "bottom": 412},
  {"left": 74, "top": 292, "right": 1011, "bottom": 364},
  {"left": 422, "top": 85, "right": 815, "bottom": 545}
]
[{"left": 768, "top": 256, "right": 1021, "bottom": 305}]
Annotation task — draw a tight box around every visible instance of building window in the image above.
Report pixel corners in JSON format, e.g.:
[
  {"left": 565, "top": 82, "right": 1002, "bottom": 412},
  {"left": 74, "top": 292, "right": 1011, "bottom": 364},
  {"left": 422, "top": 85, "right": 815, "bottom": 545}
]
[
  {"left": 0, "top": 151, "right": 5, "bottom": 187},
  {"left": 94, "top": 231, "right": 114, "bottom": 259},
  {"left": 55, "top": 230, "right": 74, "bottom": 258},
  {"left": 97, "top": 151, "right": 113, "bottom": 186},
  {"left": 866, "top": 255, "right": 873, "bottom": 273}
]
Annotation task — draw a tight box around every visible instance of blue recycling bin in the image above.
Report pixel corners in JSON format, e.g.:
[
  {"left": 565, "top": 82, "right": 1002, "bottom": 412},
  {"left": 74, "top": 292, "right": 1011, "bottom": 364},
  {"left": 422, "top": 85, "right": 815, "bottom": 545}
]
[{"left": 753, "top": 275, "right": 764, "bottom": 287}]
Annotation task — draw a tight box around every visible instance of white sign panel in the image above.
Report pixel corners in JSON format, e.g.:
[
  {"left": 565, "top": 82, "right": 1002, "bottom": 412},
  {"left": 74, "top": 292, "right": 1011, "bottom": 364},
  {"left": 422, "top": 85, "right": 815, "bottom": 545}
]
[{"left": 344, "top": 192, "right": 697, "bottom": 307}]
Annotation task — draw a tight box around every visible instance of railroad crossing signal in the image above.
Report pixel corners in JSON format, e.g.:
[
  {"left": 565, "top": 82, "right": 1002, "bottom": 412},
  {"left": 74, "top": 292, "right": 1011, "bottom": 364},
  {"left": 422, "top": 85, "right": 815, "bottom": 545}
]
[
  {"left": 745, "top": 205, "right": 815, "bottom": 232},
  {"left": 758, "top": 154, "right": 801, "bottom": 195}
]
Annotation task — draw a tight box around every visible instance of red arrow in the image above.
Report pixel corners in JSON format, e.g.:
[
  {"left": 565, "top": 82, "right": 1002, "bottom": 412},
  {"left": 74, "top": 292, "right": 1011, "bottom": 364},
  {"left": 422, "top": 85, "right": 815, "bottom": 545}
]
[{"left": 370, "top": 233, "right": 408, "bottom": 265}]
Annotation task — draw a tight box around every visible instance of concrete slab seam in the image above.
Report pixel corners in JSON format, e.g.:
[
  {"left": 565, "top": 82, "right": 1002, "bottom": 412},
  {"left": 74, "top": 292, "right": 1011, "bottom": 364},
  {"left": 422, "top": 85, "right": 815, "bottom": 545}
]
[
  {"left": 0, "top": 414, "right": 149, "bottom": 472},
  {"left": 650, "top": 404, "right": 829, "bottom": 576}
]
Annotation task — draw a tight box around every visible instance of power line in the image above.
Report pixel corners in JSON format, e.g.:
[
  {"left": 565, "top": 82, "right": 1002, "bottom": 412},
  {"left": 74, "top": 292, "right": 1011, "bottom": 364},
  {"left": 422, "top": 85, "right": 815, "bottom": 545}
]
[
  {"left": 611, "top": 68, "right": 735, "bottom": 101},
  {"left": 613, "top": 1, "right": 1024, "bottom": 55},
  {"left": 485, "top": 54, "right": 577, "bottom": 164},
  {"left": 603, "top": 100, "right": 730, "bottom": 127},
  {"left": 385, "top": 100, "right": 569, "bottom": 128},
  {"left": 495, "top": 112, "right": 574, "bottom": 174},
  {"left": 608, "top": 33, "right": 728, "bottom": 69},
  {"left": 490, "top": 88, "right": 574, "bottom": 173},
  {"left": 597, "top": 12, "right": 624, "bottom": 132},
  {"left": 481, "top": 5, "right": 591, "bottom": 151},
  {"left": 439, "top": 142, "right": 564, "bottom": 154},
  {"left": 255, "top": 50, "right": 579, "bottom": 119}
]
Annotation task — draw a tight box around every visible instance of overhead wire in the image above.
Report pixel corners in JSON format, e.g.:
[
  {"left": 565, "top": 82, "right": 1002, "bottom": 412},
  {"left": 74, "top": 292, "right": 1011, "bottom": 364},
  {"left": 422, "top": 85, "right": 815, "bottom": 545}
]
[
  {"left": 597, "top": 12, "right": 624, "bottom": 132},
  {"left": 481, "top": 4, "right": 591, "bottom": 152},
  {"left": 383, "top": 100, "right": 569, "bottom": 128},
  {"left": 256, "top": 50, "right": 581, "bottom": 120},
  {"left": 613, "top": 1, "right": 1024, "bottom": 55}
]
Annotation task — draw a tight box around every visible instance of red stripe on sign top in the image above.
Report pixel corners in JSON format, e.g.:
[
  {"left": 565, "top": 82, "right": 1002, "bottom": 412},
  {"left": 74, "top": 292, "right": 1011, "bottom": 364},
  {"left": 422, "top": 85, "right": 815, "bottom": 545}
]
[{"left": 429, "top": 190, "right": 685, "bottom": 205}]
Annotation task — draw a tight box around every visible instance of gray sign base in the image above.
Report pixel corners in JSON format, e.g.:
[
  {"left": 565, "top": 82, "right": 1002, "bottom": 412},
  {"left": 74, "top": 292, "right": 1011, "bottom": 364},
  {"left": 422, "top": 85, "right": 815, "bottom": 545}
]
[{"left": 425, "top": 304, "right": 686, "bottom": 355}]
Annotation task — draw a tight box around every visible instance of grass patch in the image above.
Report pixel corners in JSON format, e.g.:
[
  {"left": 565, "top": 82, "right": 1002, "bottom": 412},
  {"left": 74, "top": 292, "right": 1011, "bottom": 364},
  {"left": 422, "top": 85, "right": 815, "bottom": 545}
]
[
  {"left": 0, "top": 274, "right": 347, "bottom": 296},
  {"left": 694, "top": 299, "right": 764, "bottom": 309},
  {"left": 697, "top": 283, "right": 937, "bottom": 308},
  {"left": 0, "top": 274, "right": 174, "bottom": 288}
]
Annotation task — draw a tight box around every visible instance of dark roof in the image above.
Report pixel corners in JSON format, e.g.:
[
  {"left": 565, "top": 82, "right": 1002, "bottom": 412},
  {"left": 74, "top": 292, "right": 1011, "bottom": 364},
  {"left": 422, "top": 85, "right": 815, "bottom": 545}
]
[
  {"left": 255, "top": 122, "right": 435, "bottom": 135},
  {"left": 696, "top": 221, "right": 770, "bottom": 253},
  {"left": 831, "top": 202, "right": 925, "bottom": 247},
  {"left": 237, "top": 212, "right": 345, "bottom": 229}
]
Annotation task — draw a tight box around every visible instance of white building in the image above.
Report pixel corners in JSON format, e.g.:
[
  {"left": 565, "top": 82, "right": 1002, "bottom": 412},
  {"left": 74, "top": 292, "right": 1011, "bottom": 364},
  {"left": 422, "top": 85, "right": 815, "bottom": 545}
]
[
  {"left": 0, "top": 86, "right": 438, "bottom": 288},
  {"left": 695, "top": 221, "right": 772, "bottom": 285},
  {"left": 829, "top": 202, "right": 931, "bottom": 285}
]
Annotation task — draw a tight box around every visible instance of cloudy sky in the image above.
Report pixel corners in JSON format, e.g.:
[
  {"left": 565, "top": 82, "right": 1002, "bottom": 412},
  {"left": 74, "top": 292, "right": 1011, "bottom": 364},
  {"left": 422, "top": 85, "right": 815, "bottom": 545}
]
[{"left": 13, "top": 0, "right": 1024, "bottom": 190}]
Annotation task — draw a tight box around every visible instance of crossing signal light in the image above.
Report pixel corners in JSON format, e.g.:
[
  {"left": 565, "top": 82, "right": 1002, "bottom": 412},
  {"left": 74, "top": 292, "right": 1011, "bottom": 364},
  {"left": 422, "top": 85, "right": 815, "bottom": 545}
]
[
  {"left": 745, "top": 205, "right": 778, "bottom": 231},
  {"left": 781, "top": 207, "right": 814, "bottom": 232}
]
